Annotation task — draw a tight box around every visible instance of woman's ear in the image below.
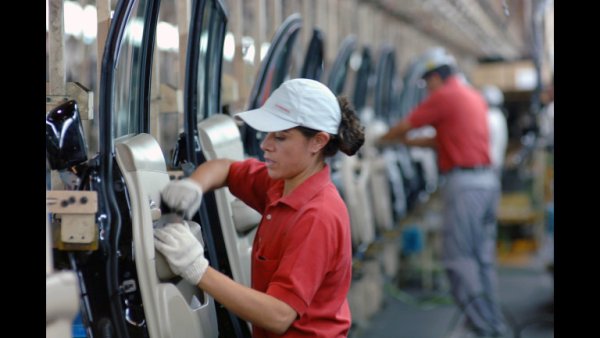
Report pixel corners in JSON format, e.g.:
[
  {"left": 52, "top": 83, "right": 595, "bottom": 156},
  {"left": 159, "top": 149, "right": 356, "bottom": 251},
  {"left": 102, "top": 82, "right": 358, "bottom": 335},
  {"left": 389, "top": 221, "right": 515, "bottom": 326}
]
[{"left": 310, "top": 132, "right": 331, "bottom": 154}]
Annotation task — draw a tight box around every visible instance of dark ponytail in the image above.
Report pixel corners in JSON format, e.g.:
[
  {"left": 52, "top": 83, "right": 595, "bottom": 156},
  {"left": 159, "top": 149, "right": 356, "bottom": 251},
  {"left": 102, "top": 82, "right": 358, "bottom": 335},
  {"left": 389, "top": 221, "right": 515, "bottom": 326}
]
[
  {"left": 296, "top": 96, "right": 365, "bottom": 157},
  {"left": 332, "top": 96, "right": 365, "bottom": 156}
]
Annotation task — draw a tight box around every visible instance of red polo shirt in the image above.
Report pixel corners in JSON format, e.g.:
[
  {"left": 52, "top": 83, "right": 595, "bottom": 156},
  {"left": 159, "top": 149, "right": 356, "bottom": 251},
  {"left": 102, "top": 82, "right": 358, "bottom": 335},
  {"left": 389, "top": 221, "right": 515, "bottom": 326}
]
[
  {"left": 408, "top": 76, "right": 491, "bottom": 173},
  {"left": 226, "top": 158, "right": 352, "bottom": 337}
]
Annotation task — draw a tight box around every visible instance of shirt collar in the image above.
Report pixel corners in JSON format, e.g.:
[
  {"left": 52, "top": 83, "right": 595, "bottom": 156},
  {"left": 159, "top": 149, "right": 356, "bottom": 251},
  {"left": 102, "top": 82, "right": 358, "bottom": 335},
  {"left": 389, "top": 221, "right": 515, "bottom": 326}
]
[
  {"left": 445, "top": 75, "right": 461, "bottom": 86},
  {"left": 266, "top": 164, "right": 332, "bottom": 210}
]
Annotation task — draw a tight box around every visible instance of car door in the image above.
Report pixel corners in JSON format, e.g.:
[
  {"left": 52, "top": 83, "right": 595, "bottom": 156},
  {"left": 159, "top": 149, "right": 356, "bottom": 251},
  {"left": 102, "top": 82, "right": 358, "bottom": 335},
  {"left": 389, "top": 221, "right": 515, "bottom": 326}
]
[
  {"left": 360, "top": 47, "right": 406, "bottom": 221},
  {"left": 59, "top": 0, "right": 166, "bottom": 336},
  {"left": 103, "top": 0, "right": 223, "bottom": 337},
  {"left": 175, "top": 0, "right": 253, "bottom": 336},
  {"left": 358, "top": 45, "right": 397, "bottom": 232},
  {"left": 326, "top": 35, "right": 357, "bottom": 96},
  {"left": 352, "top": 47, "right": 374, "bottom": 113},
  {"left": 299, "top": 28, "right": 325, "bottom": 81},
  {"left": 326, "top": 36, "right": 377, "bottom": 249},
  {"left": 395, "top": 54, "right": 439, "bottom": 204},
  {"left": 46, "top": 0, "right": 231, "bottom": 336}
]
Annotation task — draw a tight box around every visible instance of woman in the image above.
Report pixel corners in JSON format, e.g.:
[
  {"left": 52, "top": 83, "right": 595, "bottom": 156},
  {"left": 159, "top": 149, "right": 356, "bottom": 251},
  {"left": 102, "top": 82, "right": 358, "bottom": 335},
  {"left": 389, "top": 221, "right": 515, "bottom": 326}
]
[{"left": 154, "top": 78, "right": 365, "bottom": 337}]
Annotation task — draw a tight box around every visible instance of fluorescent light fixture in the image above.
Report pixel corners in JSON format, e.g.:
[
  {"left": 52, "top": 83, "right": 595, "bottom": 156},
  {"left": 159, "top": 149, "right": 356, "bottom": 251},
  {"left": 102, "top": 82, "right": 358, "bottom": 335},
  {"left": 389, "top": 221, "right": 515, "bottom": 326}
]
[
  {"left": 156, "top": 21, "right": 179, "bottom": 52},
  {"left": 64, "top": 1, "right": 84, "bottom": 37},
  {"left": 126, "top": 18, "right": 144, "bottom": 47},
  {"left": 241, "top": 36, "right": 255, "bottom": 64},
  {"left": 349, "top": 51, "right": 362, "bottom": 71},
  {"left": 82, "top": 5, "right": 97, "bottom": 44},
  {"left": 223, "top": 32, "right": 235, "bottom": 61},
  {"left": 260, "top": 42, "right": 270, "bottom": 62}
]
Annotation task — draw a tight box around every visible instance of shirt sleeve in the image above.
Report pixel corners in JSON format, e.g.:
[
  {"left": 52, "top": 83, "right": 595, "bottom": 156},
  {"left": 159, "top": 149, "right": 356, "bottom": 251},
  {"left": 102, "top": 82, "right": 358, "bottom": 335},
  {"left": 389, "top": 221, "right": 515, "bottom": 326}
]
[
  {"left": 407, "top": 90, "right": 446, "bottom": 128},
  {"left": 226, "top": 158, "right": 272, "bottom": 214},
  {"left": 265, "top": 209, "right": 339, "bottom": 316}
]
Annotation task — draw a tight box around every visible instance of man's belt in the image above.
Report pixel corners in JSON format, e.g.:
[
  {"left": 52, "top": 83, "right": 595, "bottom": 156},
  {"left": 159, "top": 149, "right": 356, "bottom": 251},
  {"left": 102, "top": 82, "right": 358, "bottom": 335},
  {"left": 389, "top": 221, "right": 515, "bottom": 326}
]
[{"left": 447, "top": 166, "right": 491, "bottom": 173}]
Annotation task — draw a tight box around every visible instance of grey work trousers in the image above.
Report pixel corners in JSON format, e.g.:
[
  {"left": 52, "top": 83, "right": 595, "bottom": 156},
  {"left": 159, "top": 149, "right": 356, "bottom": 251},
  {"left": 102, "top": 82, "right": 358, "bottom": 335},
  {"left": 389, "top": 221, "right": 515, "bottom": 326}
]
[{"left": 441, "top": 169, "right": 507, "bottom": 335}]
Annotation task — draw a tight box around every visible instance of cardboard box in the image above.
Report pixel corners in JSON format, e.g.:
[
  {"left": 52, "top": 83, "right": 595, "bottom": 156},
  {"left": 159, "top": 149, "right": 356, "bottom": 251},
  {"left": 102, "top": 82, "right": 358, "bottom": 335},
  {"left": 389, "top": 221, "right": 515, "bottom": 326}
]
[{"left": 471, "top": 60, "right": 538, "bottom": 91}]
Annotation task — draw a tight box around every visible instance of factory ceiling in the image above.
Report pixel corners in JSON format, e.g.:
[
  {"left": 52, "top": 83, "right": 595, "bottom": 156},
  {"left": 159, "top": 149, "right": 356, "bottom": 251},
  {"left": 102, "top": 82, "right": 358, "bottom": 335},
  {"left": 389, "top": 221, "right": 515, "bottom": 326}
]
[{"left": 365, "top": 0, "right": 553, "bottom": 63}]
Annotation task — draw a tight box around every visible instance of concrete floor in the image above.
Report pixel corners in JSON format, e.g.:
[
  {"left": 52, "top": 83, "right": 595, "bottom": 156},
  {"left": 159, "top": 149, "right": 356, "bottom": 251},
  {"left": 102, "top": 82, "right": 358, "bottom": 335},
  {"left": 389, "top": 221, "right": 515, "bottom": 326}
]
[{"left": 350, "top": 261, "right": 554, "bottom": 338}]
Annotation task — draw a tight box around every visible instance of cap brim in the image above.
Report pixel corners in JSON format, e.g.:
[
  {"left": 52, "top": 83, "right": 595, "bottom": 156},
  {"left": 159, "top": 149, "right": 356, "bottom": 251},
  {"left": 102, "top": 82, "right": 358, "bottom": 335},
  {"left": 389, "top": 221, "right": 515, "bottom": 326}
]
[
  {"left": 421, "top": 69, "right": 435, "bottom": 79},
  {"left": 234, "top": 107, "right": 298, "bottom": 132}
]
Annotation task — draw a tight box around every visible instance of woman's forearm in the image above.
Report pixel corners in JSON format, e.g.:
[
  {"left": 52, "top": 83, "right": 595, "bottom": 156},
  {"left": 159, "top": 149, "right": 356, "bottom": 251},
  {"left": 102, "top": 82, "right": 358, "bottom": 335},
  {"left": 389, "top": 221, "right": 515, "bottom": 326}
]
[
  {"left": 198, "top": 267, "right": 297, "bottom": 334},
  {"left": 189, "top": 159, "right": 236, "bottom": 192}
]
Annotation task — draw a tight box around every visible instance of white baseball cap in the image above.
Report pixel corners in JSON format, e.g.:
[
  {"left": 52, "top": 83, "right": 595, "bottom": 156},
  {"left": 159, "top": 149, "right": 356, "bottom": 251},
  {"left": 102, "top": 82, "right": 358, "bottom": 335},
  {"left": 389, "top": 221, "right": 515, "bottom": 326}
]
[
  {"left": 420, "top": 47, "right": 457, "bottom": 78},
  {"left": 235, "top": 78, "right": 341, "bottom": 135}
]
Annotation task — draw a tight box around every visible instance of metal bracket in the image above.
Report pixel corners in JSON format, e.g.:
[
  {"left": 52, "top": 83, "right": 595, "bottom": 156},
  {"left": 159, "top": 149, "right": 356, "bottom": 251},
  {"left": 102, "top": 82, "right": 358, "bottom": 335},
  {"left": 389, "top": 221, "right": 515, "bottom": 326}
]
[{"left": 47, "top": 190, "right": 98, "bottom": 245}]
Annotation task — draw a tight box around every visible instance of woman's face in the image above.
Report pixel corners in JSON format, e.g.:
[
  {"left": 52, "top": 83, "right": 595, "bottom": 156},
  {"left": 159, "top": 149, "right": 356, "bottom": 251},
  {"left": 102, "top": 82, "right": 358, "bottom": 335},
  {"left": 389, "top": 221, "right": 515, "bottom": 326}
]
[{"left": 260, "top": 128, "right": 323, "bottom": 181}]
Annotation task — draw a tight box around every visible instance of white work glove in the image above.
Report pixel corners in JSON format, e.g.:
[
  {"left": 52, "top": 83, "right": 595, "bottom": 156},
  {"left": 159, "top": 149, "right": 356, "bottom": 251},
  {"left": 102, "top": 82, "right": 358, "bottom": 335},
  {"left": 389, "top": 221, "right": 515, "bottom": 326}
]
[
  {"left": 161, "top": 178, "right": 203, "bottom": 219},
  {"left": 153, "top": 222, "right": 208, "bottom": 285}
]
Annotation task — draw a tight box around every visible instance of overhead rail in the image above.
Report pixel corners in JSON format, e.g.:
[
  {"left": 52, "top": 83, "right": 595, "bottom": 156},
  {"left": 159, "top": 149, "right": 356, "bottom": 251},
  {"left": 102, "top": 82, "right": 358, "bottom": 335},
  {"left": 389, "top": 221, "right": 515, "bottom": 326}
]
[{"left": 361, "top": 0, "right": 525, "bottom": 60}]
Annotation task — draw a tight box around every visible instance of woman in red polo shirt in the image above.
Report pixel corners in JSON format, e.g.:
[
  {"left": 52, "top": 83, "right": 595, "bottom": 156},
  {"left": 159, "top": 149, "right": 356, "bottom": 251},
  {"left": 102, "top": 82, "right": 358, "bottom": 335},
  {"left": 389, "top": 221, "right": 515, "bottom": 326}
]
[{"left": 154, "top": 78, "right": 364, "bottom": 337}]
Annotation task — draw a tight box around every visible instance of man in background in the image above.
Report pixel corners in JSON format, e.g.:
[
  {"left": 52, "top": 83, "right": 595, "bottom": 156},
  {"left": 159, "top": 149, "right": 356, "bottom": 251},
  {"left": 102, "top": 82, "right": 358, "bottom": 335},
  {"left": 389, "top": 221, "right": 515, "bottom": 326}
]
[{"left": 379, "top": 48, "right": 508, "bottom": 337}]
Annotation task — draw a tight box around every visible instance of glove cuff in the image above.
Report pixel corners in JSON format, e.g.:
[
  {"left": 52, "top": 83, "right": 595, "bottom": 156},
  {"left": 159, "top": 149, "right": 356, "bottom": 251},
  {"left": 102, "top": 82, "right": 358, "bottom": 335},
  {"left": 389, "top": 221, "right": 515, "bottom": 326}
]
[
  {"left": 179, "top": 179, "right": 204, "bottom": 219},
  {"left": 181, "top": 256, "right": 209, "bottom": 285},
  {"left": 180, "top": 178, "right": 203, "bottom": 195}
]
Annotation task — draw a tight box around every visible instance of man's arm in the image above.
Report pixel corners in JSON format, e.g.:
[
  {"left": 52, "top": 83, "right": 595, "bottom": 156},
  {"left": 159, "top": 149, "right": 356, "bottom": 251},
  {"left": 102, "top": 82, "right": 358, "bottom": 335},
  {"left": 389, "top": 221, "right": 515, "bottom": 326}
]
[
  {"left": 199, "top": 267, "right": 297, "bottom": 334},
  {"left": 379, "top": 118, "right": 437, "bottom": 149},
  {"left": 379, "top": 119, "right": 412, "bottom": 143},
  {"left": 404, "top": 135, "right": 437, "bottom": 149}
]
